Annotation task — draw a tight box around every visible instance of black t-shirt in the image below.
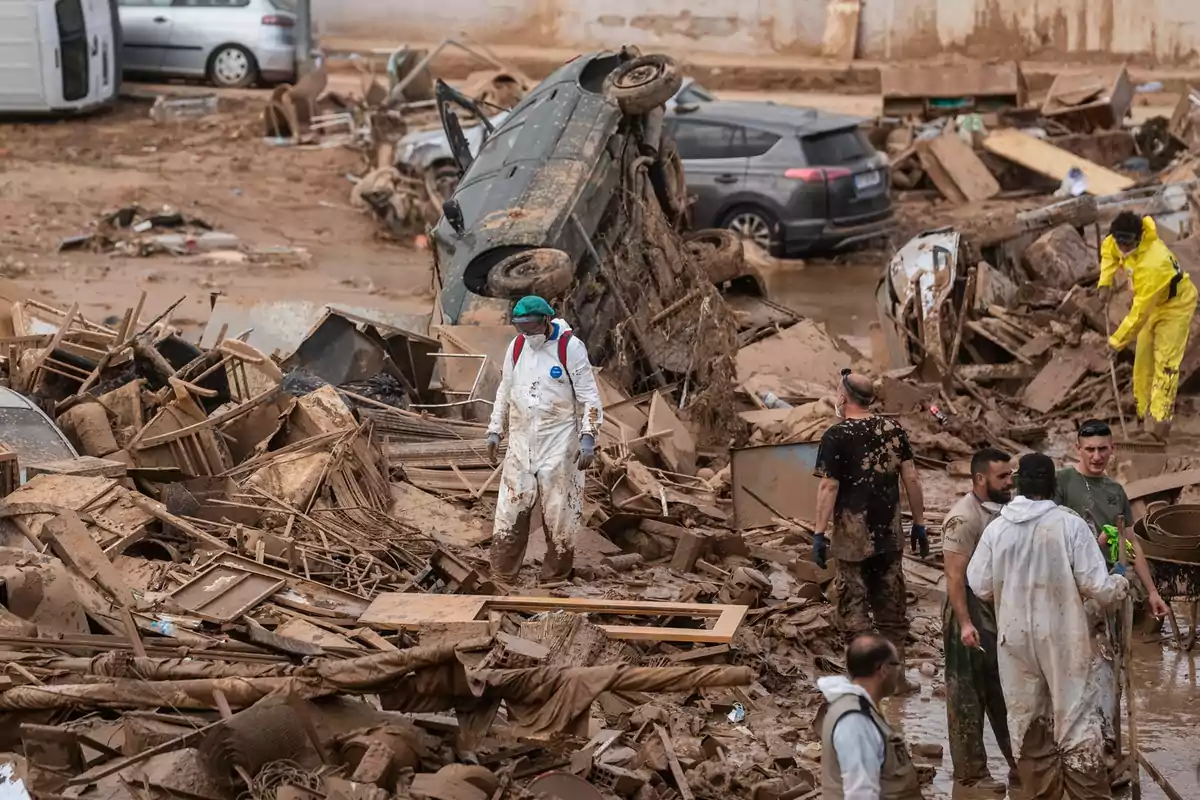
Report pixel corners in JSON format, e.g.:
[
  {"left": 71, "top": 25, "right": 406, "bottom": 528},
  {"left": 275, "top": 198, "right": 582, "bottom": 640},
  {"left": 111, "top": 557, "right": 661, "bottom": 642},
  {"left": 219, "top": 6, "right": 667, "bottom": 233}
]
[{"left": 814, "top": 416, "right": 913, "bottom": 562}]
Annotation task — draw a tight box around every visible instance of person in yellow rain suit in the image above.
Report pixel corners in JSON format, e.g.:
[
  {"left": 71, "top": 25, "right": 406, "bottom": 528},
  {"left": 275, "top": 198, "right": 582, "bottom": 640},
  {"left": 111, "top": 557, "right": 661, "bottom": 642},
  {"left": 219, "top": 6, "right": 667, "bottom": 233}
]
[{"left": 1099, "top": 212, "right": 1197, "bottom": 439}]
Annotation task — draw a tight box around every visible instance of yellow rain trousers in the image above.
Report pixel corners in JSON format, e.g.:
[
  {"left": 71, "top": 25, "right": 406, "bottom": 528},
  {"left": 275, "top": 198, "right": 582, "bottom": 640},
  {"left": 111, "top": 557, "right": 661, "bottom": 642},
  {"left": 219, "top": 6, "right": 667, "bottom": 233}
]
[{"left": 1100, "top": 217, "right": 1197, "bottom": 423}]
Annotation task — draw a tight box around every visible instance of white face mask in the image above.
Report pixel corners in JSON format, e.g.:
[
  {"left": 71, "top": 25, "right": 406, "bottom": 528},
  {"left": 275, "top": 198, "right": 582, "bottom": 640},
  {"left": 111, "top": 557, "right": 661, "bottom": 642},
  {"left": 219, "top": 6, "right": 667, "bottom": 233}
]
[
  {"left": 835, "top": 394, "right": 846, "bottom": 419},
  {"left": 523, "top": 334, "right": 547, "bottom": 349}
]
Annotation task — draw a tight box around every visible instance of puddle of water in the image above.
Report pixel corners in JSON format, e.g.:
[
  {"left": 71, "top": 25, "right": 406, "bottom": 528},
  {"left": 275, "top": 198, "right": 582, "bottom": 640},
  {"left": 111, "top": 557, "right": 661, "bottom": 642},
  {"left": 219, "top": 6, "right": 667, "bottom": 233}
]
[
  {"left": 882, "top": 642, "right": 1200, "bottom": 800},
  {"left": 767, "top": 259, "right": 883, "bottom": 343}
]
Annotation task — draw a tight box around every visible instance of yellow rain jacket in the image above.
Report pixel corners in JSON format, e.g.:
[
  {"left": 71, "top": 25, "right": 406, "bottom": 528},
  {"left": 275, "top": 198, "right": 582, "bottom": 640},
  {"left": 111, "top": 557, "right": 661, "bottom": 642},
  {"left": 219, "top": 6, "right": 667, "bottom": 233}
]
[{"left": 1099, "top": 217, "right": 1197, "bottom": 421}]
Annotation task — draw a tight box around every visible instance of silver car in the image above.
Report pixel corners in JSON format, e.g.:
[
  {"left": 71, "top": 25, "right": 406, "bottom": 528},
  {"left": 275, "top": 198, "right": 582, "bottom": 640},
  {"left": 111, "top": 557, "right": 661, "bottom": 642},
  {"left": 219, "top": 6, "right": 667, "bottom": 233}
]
[{"left": 118, "top": 0, "right": 295, "bottom": 88}]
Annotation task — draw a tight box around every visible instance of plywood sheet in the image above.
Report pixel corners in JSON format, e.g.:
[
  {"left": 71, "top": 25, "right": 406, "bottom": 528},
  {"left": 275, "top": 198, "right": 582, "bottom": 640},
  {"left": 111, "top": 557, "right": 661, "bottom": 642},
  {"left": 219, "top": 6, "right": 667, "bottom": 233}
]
[
  {"left": 920, "top": 134, "right": 1000, "bottom": 203},
  {"left": 648, "top": 392, "right": 696, "bottom": 476},
  {"left": 1021, "top": 349, "right": 1090, "bottom": 413},
  {"left": 276, "top": 617, "right": 363, "bottom": 650},
  {"left": 983, "top": 129, "right": 1134, "bottom": 196},
  {"left": 731, "top": 442, "right": 821, "bottom": 529},
  {"left": 736, "top": 319, "right": 850, "bottom": 391},
  {"left": 389, "top": 481, "right": 490, "bottom": 548}
]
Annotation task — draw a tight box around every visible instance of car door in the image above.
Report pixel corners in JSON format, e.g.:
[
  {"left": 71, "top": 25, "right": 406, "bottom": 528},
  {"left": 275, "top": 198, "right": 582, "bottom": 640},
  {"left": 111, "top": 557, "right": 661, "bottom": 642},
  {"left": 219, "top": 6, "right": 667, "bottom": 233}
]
[
  {"left": 117, "top": 0, "right": 173, "bottom": 72},
  {"left": 667, "top": 118, "right": 748, "bottom": 228},
  {"left": 161, "top": 0, "right": 240, "bottom": 76}
]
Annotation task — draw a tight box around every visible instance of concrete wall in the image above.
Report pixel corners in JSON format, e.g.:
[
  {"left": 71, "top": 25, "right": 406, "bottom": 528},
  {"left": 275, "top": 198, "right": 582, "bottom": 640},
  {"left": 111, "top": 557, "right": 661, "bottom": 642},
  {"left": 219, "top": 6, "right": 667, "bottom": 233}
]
[{"left": 316, "top": 0, "right": 1200, "bottom": 65}]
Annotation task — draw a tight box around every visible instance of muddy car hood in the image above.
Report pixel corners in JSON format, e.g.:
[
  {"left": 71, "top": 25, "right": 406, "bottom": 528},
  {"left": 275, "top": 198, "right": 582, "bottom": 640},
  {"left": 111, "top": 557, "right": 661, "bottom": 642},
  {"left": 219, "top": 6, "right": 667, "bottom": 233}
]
[{"left": 432, "top": 52, "right": 629, "bottom": 323}]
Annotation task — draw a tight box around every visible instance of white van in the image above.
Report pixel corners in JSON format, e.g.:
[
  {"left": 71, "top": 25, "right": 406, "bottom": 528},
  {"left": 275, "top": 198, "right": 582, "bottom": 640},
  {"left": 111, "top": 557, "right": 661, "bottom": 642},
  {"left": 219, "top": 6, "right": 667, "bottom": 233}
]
[{"left": 0, "top": 0, "right": 120, "bottom": 114}]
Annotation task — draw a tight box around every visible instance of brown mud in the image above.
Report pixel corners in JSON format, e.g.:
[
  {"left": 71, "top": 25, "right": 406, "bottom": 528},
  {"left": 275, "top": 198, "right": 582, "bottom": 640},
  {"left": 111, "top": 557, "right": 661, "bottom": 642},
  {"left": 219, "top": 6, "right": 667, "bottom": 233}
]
[{"left": 888, "top": 634, "right": 1200, "bottom": 799}]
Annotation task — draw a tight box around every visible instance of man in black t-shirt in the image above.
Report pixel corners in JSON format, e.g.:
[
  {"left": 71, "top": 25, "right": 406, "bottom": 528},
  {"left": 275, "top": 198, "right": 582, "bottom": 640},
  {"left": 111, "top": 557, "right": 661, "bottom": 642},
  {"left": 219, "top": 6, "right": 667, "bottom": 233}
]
[{"left": 813, "top": 371, "right": 927, "bottom": 695}]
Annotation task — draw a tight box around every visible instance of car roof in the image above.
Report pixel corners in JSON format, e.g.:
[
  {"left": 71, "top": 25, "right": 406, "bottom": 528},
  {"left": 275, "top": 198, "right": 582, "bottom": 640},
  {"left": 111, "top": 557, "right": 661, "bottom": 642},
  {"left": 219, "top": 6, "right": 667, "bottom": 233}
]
[{"left": 668, "top": 100, "right": 865, "bottom": 137}]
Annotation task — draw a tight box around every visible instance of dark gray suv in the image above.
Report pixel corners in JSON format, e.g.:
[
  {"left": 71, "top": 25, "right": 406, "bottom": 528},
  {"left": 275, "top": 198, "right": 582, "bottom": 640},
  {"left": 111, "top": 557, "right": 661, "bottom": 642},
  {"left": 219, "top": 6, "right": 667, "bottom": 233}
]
[{"left": 665, "top": 102, "right": 894, "bottom": 256}]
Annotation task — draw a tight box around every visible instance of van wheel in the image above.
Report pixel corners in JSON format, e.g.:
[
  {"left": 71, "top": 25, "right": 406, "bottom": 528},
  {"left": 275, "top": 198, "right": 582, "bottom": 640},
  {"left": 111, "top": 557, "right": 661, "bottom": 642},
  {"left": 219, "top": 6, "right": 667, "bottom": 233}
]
[
  {"left": 209, "top": 45, "right": 259, "bottom": 88},
  {"left": 487, "top": 248, "right": 575, "bottom": 299},
  {"left": 603, "top": 55, "right": 682, "bottom": 116}
]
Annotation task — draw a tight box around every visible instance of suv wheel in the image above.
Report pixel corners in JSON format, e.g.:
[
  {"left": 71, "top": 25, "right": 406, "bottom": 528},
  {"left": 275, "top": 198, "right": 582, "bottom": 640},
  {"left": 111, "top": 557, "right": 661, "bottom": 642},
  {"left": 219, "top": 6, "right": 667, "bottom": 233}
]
[
  {"left": 209, "top": 45, "right": 258, "bottom": 89},
  {"left": 723, "top": 208, "right": 778, "bottom": 254},
  {"left": 603, "top": 55, "right": 682, "bottom": 116}
]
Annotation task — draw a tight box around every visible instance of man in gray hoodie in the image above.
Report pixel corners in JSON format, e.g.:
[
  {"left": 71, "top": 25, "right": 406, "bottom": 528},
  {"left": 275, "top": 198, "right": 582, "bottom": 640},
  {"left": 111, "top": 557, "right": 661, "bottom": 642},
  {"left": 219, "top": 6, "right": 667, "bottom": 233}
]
[{"left": 967, "top": 453, "right": 1128, "bottom": 799}]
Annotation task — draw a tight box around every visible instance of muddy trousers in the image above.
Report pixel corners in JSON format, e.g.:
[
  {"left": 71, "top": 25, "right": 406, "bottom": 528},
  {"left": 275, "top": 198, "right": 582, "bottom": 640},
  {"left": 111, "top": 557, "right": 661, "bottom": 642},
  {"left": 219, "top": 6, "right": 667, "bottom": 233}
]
[
  {"left": 834, "top": 551, "right": 909, "bottom": 652},
  {"left": 1131, "top": 290, "right": 1195, "bottom": 424},
  {"left": 1016, "top": 716, "right": 1110, "bottom": 800},
  {"left": 944, "top": 605, "right": 1015, "bottom": 783},
  {"left": 489, "top": 456, "right": 584, "bottom": 582}
]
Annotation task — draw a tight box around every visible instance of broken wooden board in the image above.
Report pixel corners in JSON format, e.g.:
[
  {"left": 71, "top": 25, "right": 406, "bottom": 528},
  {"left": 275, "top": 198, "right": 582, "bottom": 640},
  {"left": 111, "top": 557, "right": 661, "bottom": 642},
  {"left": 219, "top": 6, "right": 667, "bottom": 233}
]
[
  {"left": 389, "top": 481, "right": 490, "bottom": 548},
  {"left": 731, "top": 442, "right": 821, "bottom": 529},
  {"left": 917, "top": 134, "right": 1000, "bottom": 204},
  {"left": 648, "top": 392, "right": 696, "bottom": 476},
  {"left": 736, "top": 319, "right": 850, "bottom": 390},
  {"left": 26, "top": 456, "right": 128, "bottom": 480},
  {"left": 358, "top": 594, "right": 748, "bottom": 644},
  {"left": 45, "top": 513, "right": 134, "bottom": 605},
  {"left": 1021, "top": 348, "right": 1092, "bottom": 413},
  {"left": 275, "top": 617, "right": 363, "bottom": 651},
  {"left": 1124, "top": 468, "right": 1200, "bottom": 502},
  {"left": 982, "top": 128, "right": 1134, "bottom": 196},
  {"left": 820, "top": 0, "right": 861, "bottom": 60}
]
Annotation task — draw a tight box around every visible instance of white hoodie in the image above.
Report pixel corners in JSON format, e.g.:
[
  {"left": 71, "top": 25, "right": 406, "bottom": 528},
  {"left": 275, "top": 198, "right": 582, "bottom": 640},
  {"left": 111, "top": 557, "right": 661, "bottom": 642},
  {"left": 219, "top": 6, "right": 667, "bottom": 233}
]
[
  {"left": 967, "top": 496, "right": 1128, "bottom": 758},
  {"left": 817, "top": 675, "right": 885, "bottom": 800}
]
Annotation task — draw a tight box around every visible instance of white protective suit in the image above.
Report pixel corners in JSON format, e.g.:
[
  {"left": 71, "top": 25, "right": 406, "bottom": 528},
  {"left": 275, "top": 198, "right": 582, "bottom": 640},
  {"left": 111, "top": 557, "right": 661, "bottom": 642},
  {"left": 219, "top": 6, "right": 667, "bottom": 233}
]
[
  {"left": 487, "top": 318, "right": 603, "bottom": 577},
  {"left": 966, "top": 497, "right": 1128, "bottom": 764}
]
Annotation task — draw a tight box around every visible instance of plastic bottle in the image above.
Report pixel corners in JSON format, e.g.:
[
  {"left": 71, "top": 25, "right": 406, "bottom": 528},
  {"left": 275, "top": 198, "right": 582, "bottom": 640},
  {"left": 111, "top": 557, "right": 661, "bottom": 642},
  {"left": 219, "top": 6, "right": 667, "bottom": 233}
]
[{"left": 757, "top": 391, "right": 793, "bottom": 409}]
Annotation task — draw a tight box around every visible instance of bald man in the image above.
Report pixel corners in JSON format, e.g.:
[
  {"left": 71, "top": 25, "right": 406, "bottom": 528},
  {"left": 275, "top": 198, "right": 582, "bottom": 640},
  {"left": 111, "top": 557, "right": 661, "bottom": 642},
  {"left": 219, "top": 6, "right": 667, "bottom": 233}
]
[{"left": 814, "top": 371, "right": 927, "bottom": 695}]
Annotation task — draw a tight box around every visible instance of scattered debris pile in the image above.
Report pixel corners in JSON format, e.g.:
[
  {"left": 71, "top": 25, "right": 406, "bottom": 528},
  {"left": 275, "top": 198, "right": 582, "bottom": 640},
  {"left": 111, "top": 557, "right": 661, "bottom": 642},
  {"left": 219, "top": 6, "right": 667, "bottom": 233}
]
[
  {"left": 0, "top": 275, "right": 953, "bottom": 800},
  {"left": 882, "top": 63, "right": 1200, "bottom": 208}
]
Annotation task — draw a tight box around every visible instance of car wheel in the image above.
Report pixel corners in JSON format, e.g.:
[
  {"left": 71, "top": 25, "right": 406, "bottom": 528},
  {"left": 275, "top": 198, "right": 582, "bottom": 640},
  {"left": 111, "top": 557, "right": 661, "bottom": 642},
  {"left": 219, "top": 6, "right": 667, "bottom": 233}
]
[
  {"left": 208, "top": 45, "right": 258, "bottom": 89},
  {"left": 684, "top": 229, "right": 746, "bottom": 284},
  {"left": 487, "top": 248, "right": 575, "bottom": 300},
  {"left": 722, "top": 207, "right": 779, "bottom": 255},
  {"left": 603, "top": 55, "right": 683, "bottom": 116}
]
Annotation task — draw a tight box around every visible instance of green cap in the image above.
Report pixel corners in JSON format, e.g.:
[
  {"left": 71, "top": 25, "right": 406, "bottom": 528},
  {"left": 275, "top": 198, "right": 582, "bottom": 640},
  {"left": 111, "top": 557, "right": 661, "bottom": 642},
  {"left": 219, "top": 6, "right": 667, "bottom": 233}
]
[{"left": 512, "top": 295, "right": 554, "bottom": 319}]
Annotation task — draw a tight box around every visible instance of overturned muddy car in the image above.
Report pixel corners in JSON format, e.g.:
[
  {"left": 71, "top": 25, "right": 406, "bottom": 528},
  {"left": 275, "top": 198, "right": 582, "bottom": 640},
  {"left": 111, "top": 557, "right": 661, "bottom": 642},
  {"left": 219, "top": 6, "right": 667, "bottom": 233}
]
[{"left": 428, "top": 47, "right": 744, "bottom": 411}]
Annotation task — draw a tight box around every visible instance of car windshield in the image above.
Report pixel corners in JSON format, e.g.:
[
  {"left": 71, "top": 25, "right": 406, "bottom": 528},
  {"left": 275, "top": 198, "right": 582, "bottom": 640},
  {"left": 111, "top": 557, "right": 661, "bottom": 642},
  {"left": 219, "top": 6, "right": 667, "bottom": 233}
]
[
  {"left": 800, "top": 127, "right": 871, "bottom": 165},
  {"left": 268, "top": 0, "right": 297, "bottom": 10},
  {"left": 675, "top": 81, "right": 716, "bottom": 104}
]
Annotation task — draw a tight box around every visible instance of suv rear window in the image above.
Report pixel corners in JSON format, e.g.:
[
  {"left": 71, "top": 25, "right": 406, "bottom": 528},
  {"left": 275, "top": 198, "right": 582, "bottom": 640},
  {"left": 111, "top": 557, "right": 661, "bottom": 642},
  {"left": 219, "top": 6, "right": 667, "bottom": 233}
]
[{"left": 801, "top": 127, "right": 871, "bottom": 165}]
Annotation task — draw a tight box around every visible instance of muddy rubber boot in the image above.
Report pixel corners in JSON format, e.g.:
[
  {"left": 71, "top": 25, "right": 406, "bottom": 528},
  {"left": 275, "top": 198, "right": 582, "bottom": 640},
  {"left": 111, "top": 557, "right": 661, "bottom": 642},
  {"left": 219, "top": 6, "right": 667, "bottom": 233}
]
[{"left": 890, "top": 647, "right": 920, "bottom": 696}]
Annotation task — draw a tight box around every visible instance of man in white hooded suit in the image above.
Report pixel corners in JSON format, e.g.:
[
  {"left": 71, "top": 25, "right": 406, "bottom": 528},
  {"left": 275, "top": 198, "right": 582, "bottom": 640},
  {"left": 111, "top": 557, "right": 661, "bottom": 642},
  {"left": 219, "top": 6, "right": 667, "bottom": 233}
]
[{"left": 967, "top": 453, "right": 1129, "bottom": 800}]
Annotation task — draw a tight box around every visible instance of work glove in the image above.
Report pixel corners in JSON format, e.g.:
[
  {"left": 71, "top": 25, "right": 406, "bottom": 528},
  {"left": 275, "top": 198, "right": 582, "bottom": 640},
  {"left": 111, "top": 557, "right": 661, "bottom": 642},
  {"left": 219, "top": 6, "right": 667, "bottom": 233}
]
[
  {"left": 485, "top": 432, "right": 500, "bottom": 466},
  {"left": 910, "top": 524, "right": 930, "bottom": 558},
  {"left": 576, "top": 434, "right": 596, "bottom": 470},
  {"left": 1113, "top": 562, "right": 1128, "bottom": 577},
  {"left": 812, "top": 533, "right": 829, "bottom": 569}
]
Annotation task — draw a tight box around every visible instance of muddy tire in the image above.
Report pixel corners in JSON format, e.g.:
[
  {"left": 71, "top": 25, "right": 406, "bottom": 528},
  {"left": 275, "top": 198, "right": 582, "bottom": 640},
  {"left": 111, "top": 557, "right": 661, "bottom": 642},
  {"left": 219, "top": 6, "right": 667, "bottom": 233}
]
[
  {"left": 603, "top": 55, "right": 683, "bottom": 116},
  {"left": 487, "top": 248, "right": 575, "bottom": 299},
  {"left": 685, "top": 229, "right": 746, "bottom": 285}
]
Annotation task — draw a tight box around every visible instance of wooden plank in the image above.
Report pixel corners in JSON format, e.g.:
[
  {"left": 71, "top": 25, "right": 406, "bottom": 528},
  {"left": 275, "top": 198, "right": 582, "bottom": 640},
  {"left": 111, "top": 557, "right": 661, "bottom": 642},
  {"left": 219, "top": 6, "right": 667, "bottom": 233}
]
[
  {"left": 1124, "top": 468, "right": 1200, "bottom": 502},
  {"left": 45, "top": 513, "right": 134, "bottom": 604},
  {"left": 925, "top": 133, "right": 1001, "bottom": 202},
  {"left": 982, "top": 128, "right": 1134, "bottom": 196},
  {"left": 648, "top": 392, "right": 696, "bottom": 476},
  {"left": 276, "top": 617, "right": 362, "bottom": 650},
  {"left": 1021, "top": 349, "right": 1091, "bottom": 414},
  {"left": 357, "top": 594, "right": 748, "bottom": 644},
  {"left": 916, "top": 140, "right": 966, "bottom": 203}
]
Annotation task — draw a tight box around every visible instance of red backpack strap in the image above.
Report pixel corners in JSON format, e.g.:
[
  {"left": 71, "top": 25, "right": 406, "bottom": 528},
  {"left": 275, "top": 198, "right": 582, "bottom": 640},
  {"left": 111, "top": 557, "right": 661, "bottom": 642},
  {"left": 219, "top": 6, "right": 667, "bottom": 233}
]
[
  {"left": 557, "top": 330, "right": 572, "bottom": 369},
  {"left": 511, "top": 335, "right": 525, "bottom": 366}
]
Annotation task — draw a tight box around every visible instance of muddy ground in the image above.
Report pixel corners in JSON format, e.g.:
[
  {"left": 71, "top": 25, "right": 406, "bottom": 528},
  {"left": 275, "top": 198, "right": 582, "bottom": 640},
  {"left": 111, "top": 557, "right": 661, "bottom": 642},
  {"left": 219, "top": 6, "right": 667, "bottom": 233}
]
[
  {"left": 2, "top": 80, "right": 1199, "bottom": 799},
  {"left": 0, "top": 91, "right": 434, "bottom": 337}
]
